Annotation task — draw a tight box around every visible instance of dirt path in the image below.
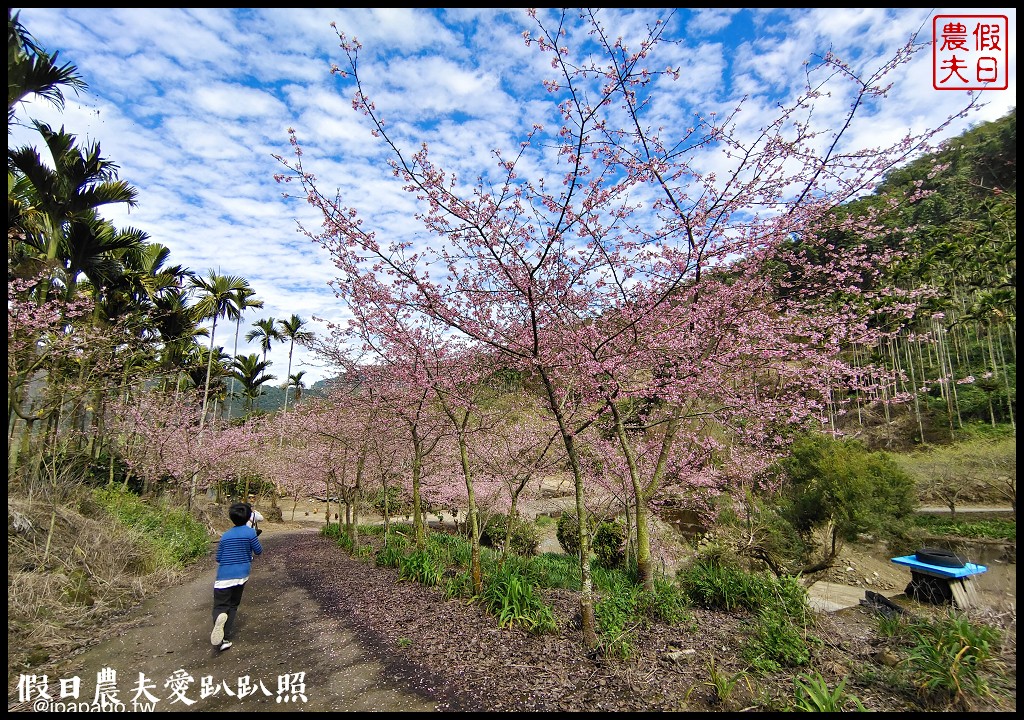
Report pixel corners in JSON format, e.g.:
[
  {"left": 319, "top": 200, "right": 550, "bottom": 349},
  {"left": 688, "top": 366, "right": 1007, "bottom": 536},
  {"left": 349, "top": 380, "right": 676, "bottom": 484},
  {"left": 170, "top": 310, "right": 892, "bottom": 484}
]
[{"left": 31, "top": 526, "right": 436, "bottom": 712}]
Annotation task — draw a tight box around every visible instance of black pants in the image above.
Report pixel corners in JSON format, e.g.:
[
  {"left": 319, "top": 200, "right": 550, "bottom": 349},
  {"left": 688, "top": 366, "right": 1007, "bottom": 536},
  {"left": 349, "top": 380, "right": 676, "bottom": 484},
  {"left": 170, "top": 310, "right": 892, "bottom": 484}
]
[{"left": 212, "top": 582, "right": 247, "bottom": 640}]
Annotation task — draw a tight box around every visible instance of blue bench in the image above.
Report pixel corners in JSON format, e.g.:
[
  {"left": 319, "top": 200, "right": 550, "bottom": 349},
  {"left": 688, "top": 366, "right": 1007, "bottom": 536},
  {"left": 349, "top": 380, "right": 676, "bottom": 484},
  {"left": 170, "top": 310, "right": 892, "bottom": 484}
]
[{"left": 891, "top": 555, "right": 987, "bottom": 608}]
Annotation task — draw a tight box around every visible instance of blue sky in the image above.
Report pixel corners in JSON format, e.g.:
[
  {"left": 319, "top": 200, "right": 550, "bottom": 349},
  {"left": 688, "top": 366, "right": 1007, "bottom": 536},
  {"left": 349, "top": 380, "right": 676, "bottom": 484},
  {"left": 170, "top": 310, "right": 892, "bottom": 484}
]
[{"left": 9, "top": 8, "right": 1017, "bottom": 384}]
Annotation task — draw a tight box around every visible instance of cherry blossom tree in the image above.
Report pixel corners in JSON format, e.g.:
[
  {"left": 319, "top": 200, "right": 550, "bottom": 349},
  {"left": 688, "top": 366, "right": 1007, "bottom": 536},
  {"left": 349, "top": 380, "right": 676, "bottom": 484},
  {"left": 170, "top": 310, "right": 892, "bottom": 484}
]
[
  {"left": 468, "top": 392, "right": 564, "bottom": 521},
  {"left": 306, "top": 327, "right": 451, "bottom": 548},
  {"left": 108, "top": 391, "right": 269, "bottom": 500},
  {"left": 276, "top": 9, "right": 979, "bottom": 650}
]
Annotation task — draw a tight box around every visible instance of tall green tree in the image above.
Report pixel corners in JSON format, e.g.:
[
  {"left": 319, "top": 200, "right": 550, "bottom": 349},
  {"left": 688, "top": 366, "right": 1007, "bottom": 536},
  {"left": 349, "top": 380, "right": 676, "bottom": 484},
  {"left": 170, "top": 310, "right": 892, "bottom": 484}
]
[
  {"left": 9, "top": 123, "right": 139, "bottom": 296},
  {"left": 189, "top": 269, "right": 247, "bottom": 425},
  {"left": 226, "top": 283, "right": 263, "bottom": 421},
  {"left": 287, "top": 370, "right": 307, "bottom": 405},
  {"left": 245, "top": 317, "right": 282, "bottom": 364},
  {"left": 276, "top": 314, "right": 312, "bottom": 417},
  {"left": 7, "top": 9, "right": 85, "bottom": 127},
  {"left": 229, "top": 353, "right": 276, "bottom": 415}
]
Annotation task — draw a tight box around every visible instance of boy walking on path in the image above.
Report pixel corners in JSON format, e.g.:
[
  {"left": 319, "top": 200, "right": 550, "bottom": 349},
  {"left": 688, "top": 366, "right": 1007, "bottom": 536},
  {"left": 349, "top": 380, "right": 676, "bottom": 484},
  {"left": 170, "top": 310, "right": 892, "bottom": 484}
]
[{"left": 211, "top": 503, "right": 263, "bottom": 652}]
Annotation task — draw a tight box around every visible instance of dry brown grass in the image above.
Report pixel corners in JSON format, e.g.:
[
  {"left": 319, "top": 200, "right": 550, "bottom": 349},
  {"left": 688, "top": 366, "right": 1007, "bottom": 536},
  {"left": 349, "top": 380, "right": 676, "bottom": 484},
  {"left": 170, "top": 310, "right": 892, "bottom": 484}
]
[{"left": 6, "top": 491, "right": 199, "bottom": 682}]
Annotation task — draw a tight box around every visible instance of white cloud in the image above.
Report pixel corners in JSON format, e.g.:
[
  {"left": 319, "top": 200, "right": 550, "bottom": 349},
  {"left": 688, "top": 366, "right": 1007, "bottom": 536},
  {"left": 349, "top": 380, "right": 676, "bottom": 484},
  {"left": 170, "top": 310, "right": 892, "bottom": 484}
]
[{"left": 9, "top": 7, "right": 1016, "bottom": 385}]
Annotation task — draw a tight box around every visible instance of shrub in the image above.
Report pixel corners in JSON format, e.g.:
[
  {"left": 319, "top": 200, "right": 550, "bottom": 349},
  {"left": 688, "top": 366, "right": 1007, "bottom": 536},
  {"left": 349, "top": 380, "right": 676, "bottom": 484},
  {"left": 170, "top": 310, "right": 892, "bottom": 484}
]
[
  {"left": 640, "top": 577, "right": 692, "bottom": 626},
  {"left": 691, "top": 655, "right": 752, "bottom": 706},
  {"left": 594, "top": 570, "right": 642, "bottom": 658},
  {"left": 353, "top": 544, "right": 374, "bottom": 561},
  {"left": 427, "top": 529, "right": 473, "bottom": 567},
  {"left": 677, "top": 553, "right": 815, "bottom": 673},
  {"left": 777, "top": 432, "right": 917, "bottom": 549},
  {"left": 593, "top": 519, "right": 626, "bottom": 569},
  {"left": 556, "top": 511, "right": 594, "bottom": 556},
  {"left": 335, "top": 530, "right": 355, "bottom": 552},
  {"left": 676, "top": 556, "right": 772, "bottom": 611},
  {"left": 910, "top": 516, "right": 1015, "bottom": 542},
  {"left": 743, "top": 606, "right": 815, "bottom": 672},
  {"left": 480, "top": 513, "right": 540, "bottom": 556},
  {"left": 398, "top": 549, "right": 444, "bottom": 587},
  {"left": 479, "top": 559, "right": 557, "bottom": 633},
  {"left": 375, "top": 541, "right": 406, "bottom": 569},
  {"left": 443, "top": 569, "right": 473, "bottom": 600}
]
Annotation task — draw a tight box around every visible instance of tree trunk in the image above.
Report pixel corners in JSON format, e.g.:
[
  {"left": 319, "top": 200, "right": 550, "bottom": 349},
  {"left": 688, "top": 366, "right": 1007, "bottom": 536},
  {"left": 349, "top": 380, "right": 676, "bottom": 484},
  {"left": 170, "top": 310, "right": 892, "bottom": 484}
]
[{"left": 540, "top": 370, "right": 598, "bottom": 651}]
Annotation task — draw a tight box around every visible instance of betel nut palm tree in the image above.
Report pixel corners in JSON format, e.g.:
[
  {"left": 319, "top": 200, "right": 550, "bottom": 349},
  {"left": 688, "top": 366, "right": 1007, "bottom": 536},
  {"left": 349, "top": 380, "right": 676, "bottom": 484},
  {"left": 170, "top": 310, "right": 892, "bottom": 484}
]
[
  {"left": 8, "top": 9, "right": 86, "bottom": 126},
  {"left": 276, "top": 314, "right": 312, "bottom": 418},
  {"left": 189, "top": 269, "right": 248, "bottom": 426},
  {"left": 229, "top": 353, "right": 276, "bottom": 415},
  {"left": 246, "top": 317, "right": 283, "bottom": 365},
  {"left": 187, "top": 270, "right": 247, "bottom": 503},
  {"left": 226, "top": 283, "right": 263, "bottom": 421}
]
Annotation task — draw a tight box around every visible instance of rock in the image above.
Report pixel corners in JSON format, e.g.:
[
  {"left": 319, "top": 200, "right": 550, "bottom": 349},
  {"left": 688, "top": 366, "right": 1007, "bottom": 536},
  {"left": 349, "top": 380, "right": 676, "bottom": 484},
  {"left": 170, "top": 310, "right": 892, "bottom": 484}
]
[
  {"left": 872, "top": 648, "right": 901, "bottom": 667},
  {"left": 662, "top": 649, "right": 696, "bottom": 664}
]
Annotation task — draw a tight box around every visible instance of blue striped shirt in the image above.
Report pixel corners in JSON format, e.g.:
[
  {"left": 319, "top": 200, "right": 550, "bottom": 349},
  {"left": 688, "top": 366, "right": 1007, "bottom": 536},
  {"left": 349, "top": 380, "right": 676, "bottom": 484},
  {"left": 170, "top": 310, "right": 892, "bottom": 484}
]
[{"left": 215, "top": 525, "right": 262, "bottom": 584}]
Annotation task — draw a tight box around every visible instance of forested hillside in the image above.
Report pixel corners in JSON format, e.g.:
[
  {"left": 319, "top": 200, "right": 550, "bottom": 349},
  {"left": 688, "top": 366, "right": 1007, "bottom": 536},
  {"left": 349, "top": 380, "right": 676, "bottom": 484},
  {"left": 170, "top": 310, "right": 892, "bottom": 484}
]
[{"left": 824, "top": 109, "right": 1016, "bottom": 447}]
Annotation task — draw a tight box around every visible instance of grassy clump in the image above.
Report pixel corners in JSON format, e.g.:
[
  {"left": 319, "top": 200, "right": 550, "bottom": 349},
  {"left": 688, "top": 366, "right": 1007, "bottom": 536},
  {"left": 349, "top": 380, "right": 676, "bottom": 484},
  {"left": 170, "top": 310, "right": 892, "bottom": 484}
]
[
  {"left": 676, "top": 553, "right": 815, "bottom": 673},
  {"left": 905, "top": 611, "right": 1003, "bottom": 708},
  {"left": 478, "top": 554, "right": 557, "bottom": 633}
]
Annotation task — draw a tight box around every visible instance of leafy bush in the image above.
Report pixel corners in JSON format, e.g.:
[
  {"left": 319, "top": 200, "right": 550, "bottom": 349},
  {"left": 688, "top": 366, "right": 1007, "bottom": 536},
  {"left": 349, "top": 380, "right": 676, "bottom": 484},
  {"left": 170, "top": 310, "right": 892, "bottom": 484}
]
[
  {"left": 218, "top": 472, "right": 275, "bottom": 501},
  {"left": 744, "top": 606, "right": 815, "bottom": 672},
  {"left": 92, "top": 487, "right": 208, "bottom": 566},
  {"left": 427, "top": 529, "right": 473, "bottom": 567},
  {"left": 443, "top": 568, "right": 473, "bottom": 600},
  {"left": 594, "top": 570, "right": 642, "bottom": 658},
  {"left": 375, "top": 540, "right": 406, "bottom": 569},
  {"left": 875, "top": 613, "right": 910, "bottom": 639},
  {"left": 593, "top": 520, "right": 627, "bottom": 569},
  {"left": 777, "top": 432, "right": 917, "bottom": 548},
  {"left": 335, "top": 530, "right": 354, "bottom": 552},
  {"left": 353, "top": 544, "right": 374, "bottom": 561},
  {"left": 590, "top": 564, "right": 695, "bottom": 658},
  {"left": 677, "top": 553, "right": 815, "bottom": 673},
  {"left": 639, "top": 577, "right": 693, "bottom": 626},
  {"left": 556, "top": 511, "right": 594, "bottom": 556},
  {"left": 479, "top": 513, "right": 540, "bottom": 556},
  {"left": 676, "top": 556, "right": 776, "bottom": 611}
]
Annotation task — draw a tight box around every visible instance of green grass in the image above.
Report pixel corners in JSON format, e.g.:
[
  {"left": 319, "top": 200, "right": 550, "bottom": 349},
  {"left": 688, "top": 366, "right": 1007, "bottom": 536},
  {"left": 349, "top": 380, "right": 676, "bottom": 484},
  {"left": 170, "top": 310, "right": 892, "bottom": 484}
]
[
  {"left": 904, "top": 611, "right": 1002, "bottom": 707},
  {"left": 92, "top": 486, "right": 209, "bottom": 566},
  {"left": 910, "top": 516, "right": 1015, "bottom": 541},
  {"left": 792, "top": 672, "right": 866, "bottom": 712},
  {"left": 329, "top": 510, "right": 1008, "bottom": 697}
]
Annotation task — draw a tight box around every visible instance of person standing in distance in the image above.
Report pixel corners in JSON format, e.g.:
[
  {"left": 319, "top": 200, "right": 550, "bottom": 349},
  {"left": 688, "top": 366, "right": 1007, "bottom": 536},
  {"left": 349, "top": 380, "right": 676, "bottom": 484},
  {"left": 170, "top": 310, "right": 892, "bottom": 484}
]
[{"left": 210, "top": 503, "right": 263, "bottom": 652}]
